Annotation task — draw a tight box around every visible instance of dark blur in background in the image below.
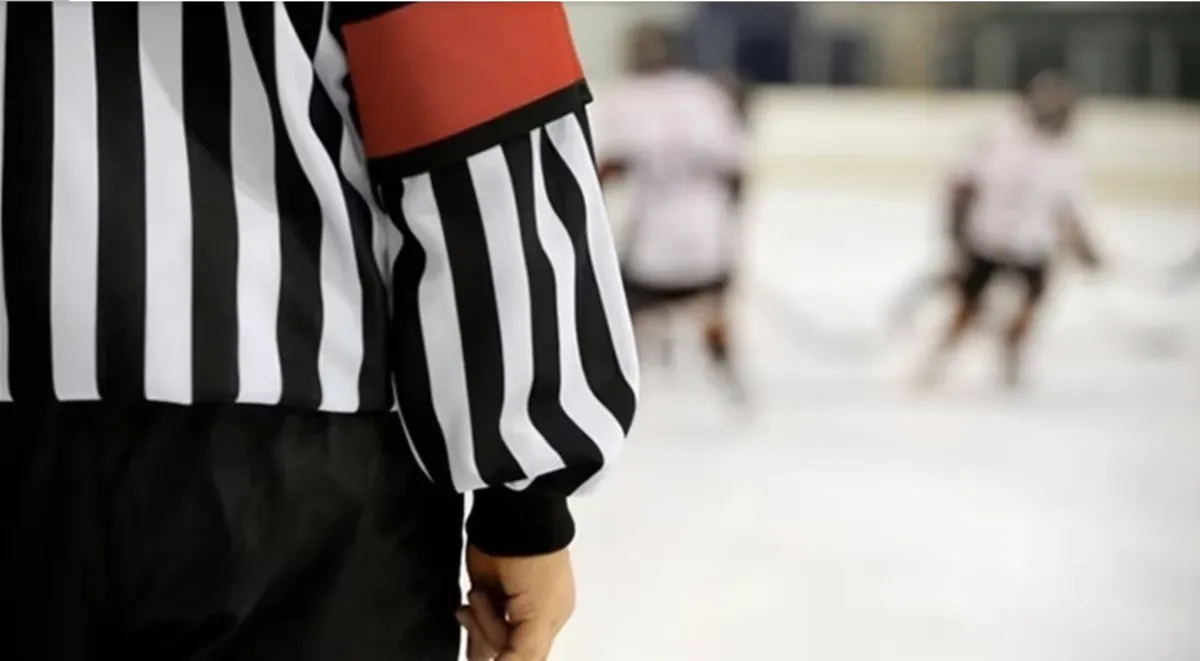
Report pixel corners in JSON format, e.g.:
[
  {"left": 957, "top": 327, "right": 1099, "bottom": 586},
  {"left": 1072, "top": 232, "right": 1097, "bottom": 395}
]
[{"left": 586, "top": 2, "right": 1200, "bottom": 99}]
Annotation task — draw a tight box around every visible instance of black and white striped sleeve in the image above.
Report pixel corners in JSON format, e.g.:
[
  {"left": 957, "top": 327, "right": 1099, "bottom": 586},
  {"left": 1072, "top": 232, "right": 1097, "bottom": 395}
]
[
  {"left": 335, "top": 2, "right": 639, "bottom": 555},
  {"left": 385, "top": 112, "right": 640, "bottom": 495}
]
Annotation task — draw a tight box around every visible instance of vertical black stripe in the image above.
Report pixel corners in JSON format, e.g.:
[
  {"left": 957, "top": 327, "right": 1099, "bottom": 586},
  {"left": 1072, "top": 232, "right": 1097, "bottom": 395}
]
[
  {"left": 385, "top": 184, "right": 452, "bottom": 486},
  {"left": 241, "top": 3, "right": 324, "bottom": 408},
  {"left": 341, "top": 74, "right": 365, "bottom": 147},
  {"left": 323, "top": 3, "right": 393, "bottom": 173},
  {"left": 540, "top": 131, "right": 636, "bottom": 432},
  {"left": 431, "top": 164, "right": 523, "bottom": 484},
  {"left": 307, "top": 73, "right": 387, "bottom": 409},
  {"left": 94, "top": 5, "right": 147, "bottom": 399},
  {"left": 1, "top": 4, "right": 55, "bottom": 401},
  {"left": 183, "top": 5, "right": 240, "bottom": 401},
  {"left": 502, "top": 133, "right": 603, "bottom": 489},
  {"left": 285, "top": 3, "right": 324, "bottom": 58},
  {"left": 574, "top": 108, "right": 597, "bottom": 165},
  {"left": 351, "top": 197, "right": 388, "bottom": 411}
]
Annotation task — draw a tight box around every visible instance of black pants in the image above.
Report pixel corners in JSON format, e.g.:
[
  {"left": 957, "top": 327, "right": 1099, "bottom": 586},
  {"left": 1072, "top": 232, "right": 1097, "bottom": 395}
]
[
  {"left": 623, "top": 274, "right": 732, "bottom": 316},
  {"left": 0, "top": 402, "right": 463, "bottom": 661},
  {"left": 957, "top": 251, "right": 1049, "bottom": 309}
]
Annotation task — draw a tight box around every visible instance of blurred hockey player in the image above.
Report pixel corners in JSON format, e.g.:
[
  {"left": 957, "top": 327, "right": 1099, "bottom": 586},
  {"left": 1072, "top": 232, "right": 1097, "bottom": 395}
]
[
  {"left": 919, "top": 71, "right": 1102, "bottom": 388},
  {"left": 595, "top": 23, "right": 749, "bottom": 400}
]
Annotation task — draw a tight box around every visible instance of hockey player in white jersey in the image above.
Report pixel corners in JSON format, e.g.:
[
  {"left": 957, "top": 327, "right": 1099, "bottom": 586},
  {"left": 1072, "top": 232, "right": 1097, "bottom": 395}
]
[
  {"left": 595, "top": 23, "right": 750, "bottom": 400},
  {"left": 919, "top": 70, "right": 1102, "bottom": 388}
]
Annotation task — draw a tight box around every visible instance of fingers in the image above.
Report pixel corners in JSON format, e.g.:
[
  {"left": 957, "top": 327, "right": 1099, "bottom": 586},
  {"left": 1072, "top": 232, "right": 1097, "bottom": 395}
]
[
  {"left": 456, "top": 608, "right": 499, "bottom": 661},
  {"left": 496, "top": 595, "right": 570, "bottom": 661},
  {"left": 462, "top": 547, "right": 576, "bottom": 661},
  {"left": 469, "top": 590, "right": 511, "bottom": 648},
  {"left": 457, "top": 589, "right": 511, "bottom": 661},
  {"left": 496, "top": 619, "right": 555, "bottom": 661}
]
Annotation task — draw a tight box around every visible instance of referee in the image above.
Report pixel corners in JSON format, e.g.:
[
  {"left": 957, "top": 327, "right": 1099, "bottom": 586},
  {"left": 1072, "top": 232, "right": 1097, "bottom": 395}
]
[{"left": 0, "top": 3, "right": 638, "bottom": 661}]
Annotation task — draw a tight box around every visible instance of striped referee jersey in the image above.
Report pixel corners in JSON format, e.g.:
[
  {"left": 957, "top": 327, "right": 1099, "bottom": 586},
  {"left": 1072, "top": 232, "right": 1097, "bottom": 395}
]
[{"left": 0, "top": 2, "right": 638, "bottom": 495}]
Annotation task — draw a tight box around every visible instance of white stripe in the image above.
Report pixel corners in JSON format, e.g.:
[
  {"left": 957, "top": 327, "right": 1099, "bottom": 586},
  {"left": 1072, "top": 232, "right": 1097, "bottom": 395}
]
[
  {"left": 140, "top": 3, "right": 193, "bottom": 404},
  {"left": 311, "top": 8, "right": 357, "bottom": 140},
  {"left": 336, "top": 131, "right": 390, "bottom": 290},
  {"left": 50, "top": 3, "right": 99, "bottom": 400},
  {"left": 395, "top": 399, "right": 433, "bottom": 483},
  {"left": 337, "top": 132, "right": 396, "bottom": 309},
  {"left": 313, "top": 16, "right": 400, "bottom": 380},
  {"left": 402, "top": 173, "right": 484, "bottom": 492},
  {"left": 274, "top": 4, "right": 362, "bottom": 412},
  {"left": 545, "top": 114, "right": 640, "bottom": 399},
  {"left": 312, "top": 11, "right": 370, "bottom": 177},
  {"left": 313, "top": 15, "right": 392, "bottom": 287},
  {"left": 382, "top": 197, "right": 404, "bottom": 316},
  {"left": 226, "top": 3, "right": 282, "bottom": 405},
  {"left": 349, "top": 136, "right": 393, "bottom": 290},
  {"left": 530, "top": 128, "right": 626, "bottom": 485},
  {"left": 468, "top": 145, "right": 566, "bottom": 482},
  {"left": 0, "top": 1, "right": 8, "bottom": 402},
  {"left": 544, "top": 116, "right": 637, "bottom": 493}
]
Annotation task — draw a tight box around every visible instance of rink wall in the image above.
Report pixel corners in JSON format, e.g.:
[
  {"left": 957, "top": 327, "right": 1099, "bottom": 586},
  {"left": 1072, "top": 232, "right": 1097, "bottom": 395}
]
[{"left": 590, "top": 86, "right": 1200, "bottom": 210}]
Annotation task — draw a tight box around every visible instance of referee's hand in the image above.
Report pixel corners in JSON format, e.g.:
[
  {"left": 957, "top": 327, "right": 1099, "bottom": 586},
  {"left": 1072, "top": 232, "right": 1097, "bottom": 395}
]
[{"left": 458, "top": 545, "right": 576, "bottom": 661}]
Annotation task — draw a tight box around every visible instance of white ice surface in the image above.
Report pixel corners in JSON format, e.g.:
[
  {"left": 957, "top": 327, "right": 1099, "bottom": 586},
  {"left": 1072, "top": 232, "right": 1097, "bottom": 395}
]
[{"left": 548, "top": 189, "right": 1200, "bottom": 661}]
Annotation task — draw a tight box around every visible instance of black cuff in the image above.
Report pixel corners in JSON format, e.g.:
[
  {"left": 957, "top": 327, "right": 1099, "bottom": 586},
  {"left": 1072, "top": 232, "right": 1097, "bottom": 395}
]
[{"left": 467, "top": 488, "right": 575, "bottom": 557}]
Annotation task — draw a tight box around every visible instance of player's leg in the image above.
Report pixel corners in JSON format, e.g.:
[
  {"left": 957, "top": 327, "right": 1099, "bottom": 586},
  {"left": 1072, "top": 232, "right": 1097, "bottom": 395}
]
[
  {"left": 624, "top": 279, "right": 676, "bottom": 368},
  {"left": 698, "top": 279, "right": 747, "bottom": 402},
  {"left": 639, "top": 307, "right": 676, "bottom": 369},
  {"left": 918, "top": 253, "right": 995, "bottom": 386},
  {"left": 1001, "top": 263, "right": 1050, "bottom": 388}
]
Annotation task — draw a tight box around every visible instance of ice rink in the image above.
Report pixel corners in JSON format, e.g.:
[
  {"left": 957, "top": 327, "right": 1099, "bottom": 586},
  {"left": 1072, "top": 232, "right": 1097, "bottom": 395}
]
[{"left": 551, "top": 188, "right": 1200, "bottom": 661}]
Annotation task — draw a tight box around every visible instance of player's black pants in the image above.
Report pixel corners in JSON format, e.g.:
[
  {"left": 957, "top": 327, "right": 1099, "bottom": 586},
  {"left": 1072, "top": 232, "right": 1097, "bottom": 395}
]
[
  {"left": 0, "top": 401, "right": 463, "bottom": 661},
  {"left": 623, "top": 274, "right": 732, "bottom": 315},
  {"left": 957, "top": 250, "right": 1049, "bottom": 308}
]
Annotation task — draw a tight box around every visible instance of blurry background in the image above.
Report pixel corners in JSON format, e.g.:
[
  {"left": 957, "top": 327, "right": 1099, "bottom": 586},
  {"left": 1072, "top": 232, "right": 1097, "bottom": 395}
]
[
  {"left": 552, "top": 4, "right": 1200, "bottom": 661},
  {"left": 570, "top": 2, "right": 1200, "bottom": 205}
]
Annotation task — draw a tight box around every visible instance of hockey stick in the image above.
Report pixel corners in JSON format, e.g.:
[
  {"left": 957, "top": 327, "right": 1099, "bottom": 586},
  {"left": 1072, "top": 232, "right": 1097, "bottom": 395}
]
[
  {"left": 1074, "top": 261, "right": 1194, "bottom": 359},
  {"left": 745, "top": 277, "right": 886, "bottom": 362}
]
